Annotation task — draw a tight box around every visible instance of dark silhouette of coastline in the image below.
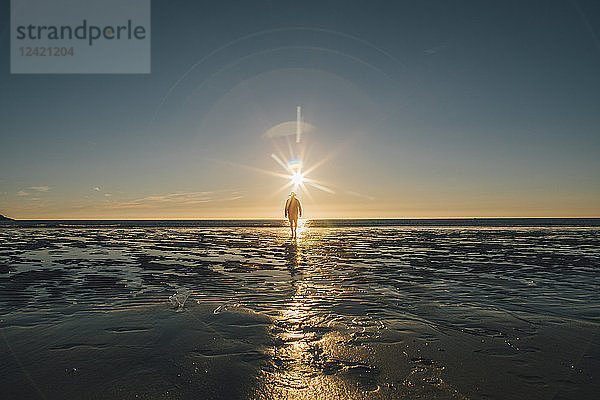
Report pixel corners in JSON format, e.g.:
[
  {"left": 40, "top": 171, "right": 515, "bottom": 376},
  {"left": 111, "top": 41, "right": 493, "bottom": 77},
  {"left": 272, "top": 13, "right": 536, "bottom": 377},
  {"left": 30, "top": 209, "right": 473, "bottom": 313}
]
[{"left": 0, "top": 214, "right": 14, "bottom": 221}]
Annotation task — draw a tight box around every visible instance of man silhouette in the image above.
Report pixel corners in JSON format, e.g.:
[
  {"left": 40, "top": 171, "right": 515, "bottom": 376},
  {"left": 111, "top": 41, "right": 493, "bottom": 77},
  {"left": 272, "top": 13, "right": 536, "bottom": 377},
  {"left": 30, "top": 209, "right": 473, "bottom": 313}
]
[{"left": 284, "top": 192, "right": 302, "bottom": 238}]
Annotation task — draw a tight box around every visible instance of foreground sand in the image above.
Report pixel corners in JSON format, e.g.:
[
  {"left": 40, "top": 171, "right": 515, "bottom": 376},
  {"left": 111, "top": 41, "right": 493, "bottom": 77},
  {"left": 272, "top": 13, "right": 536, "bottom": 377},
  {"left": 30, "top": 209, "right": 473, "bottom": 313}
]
[{"left": 0, "top": 225, "right": 598, "bottom": 399}]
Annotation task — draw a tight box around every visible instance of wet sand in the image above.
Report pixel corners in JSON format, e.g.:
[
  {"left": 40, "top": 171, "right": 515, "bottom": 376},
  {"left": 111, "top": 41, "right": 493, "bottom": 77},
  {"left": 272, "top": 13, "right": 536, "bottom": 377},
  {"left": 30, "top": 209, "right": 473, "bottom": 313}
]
[{"left": 0, "top": 224, "right": 598, "bottom": 399}]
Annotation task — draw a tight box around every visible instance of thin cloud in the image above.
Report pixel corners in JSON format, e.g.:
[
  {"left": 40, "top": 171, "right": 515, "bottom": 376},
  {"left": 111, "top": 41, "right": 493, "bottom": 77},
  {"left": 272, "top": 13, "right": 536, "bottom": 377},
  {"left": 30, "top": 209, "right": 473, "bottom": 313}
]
[
  {"left": 101, "top": 191, "right": 245, "bottom": 210},
  {"left": 345, "top": 190, "right": 376, "bottom": 201},
  {"left": 423, "top": 44, "right": 448, "bottom": 56},
  {"left": 29, "top": 186, "right": 50, "bottom": 192},
  {"left": 105, "top": 191, "right": 215, "bottom": 209},
  {"left": 571, "top": 0, "right": 600, "bottom": 53},
  {"left": 18, "top": 186, "right": 50, "bottom": 197}
]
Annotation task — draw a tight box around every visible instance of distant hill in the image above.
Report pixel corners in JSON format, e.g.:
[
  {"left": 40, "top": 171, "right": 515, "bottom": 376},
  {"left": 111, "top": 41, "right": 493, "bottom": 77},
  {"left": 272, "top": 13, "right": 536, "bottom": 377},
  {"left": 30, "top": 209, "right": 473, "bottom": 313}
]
[{"left": 0, "top": 214, "right": 14, "bottom": 221}]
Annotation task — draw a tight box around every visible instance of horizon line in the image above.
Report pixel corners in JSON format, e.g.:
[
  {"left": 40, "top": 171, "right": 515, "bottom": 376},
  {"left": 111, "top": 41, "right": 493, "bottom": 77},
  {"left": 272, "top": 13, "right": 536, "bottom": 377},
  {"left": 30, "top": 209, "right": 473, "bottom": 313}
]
[{"left": 3, "top": 216, "right": 600, "bottom": 221}]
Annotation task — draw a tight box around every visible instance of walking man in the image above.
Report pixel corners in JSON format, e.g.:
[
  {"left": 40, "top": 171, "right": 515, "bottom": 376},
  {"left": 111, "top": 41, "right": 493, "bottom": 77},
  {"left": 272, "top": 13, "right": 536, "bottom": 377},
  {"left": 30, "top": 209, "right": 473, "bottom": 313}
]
[{"left": 284, "top": 192, "right": 302, "bottom": 238}]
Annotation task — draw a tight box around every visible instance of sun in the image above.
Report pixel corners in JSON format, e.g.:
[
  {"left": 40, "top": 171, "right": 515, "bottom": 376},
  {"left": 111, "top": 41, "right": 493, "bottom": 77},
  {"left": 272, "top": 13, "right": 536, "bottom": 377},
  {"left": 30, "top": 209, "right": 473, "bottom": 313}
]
[
  {"left": 291, "top": 171, "right": 304, "bottom": 186},
  {"left": 262, "top": 107, "right": 336, "bottom": 198}
]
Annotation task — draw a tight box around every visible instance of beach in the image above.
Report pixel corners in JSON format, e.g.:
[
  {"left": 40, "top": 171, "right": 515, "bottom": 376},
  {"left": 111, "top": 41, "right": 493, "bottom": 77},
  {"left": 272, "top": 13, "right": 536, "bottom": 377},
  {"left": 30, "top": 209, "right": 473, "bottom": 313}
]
[{"left": 0, "top": 220, "right": 598, "bottom": 399}]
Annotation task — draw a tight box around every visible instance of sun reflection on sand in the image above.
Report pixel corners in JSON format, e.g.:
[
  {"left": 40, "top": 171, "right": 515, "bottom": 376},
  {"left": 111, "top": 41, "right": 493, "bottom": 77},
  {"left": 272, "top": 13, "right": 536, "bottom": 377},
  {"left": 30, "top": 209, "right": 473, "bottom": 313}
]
[
  {"left": 255, "top": 283, "right": 355, "bottom": 399},
  {"left": 252, "top": 228, "right": 380, "bottom": 399},
  {"left": 295, "top": 219, "right": 308, "bottom": 240}
]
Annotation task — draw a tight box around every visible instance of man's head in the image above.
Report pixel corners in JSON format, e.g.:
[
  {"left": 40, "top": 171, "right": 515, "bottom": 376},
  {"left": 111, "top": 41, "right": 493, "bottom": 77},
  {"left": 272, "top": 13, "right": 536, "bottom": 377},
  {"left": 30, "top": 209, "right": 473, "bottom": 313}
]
[{"left": 290, "top": 192, "right": 296, "bottom": 197}]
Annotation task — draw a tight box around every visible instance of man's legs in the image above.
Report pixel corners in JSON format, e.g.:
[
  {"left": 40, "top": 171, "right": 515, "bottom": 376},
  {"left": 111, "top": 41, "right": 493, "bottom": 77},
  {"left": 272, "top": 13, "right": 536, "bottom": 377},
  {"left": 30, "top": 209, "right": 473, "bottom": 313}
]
[{"left": 289, "top": 217, "right": 298, "bottom": 238}]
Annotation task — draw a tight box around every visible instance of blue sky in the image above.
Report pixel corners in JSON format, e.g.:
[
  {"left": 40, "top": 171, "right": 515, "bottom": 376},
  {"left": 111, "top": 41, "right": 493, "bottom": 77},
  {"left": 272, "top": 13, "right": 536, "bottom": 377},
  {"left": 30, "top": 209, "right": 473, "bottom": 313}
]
[{"left": 1, "top": 0, "right": 599, "bottom": 218}]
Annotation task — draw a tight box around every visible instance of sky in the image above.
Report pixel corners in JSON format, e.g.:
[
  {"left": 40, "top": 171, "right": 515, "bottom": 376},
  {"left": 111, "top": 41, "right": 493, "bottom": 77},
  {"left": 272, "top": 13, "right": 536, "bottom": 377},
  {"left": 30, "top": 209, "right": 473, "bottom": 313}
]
[{"left": 1, "top": 0, "right": 599, "bottom": 219}]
